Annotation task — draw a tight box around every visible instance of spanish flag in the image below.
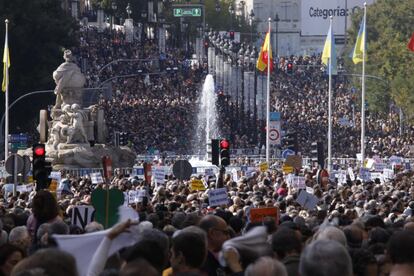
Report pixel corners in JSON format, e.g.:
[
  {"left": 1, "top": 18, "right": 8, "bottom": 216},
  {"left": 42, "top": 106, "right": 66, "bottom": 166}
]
[
  {"left": 256, "top": 31, "right": 273, "bottom": 72},
  {"left": 2, "top": 24, "right": 10, "bottom": 93}
]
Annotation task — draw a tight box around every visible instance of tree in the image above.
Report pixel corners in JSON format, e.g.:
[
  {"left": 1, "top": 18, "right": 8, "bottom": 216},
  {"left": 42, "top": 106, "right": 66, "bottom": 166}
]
[
  {"left": 0, "top": 0, "right": 78, "bottom": 133},
  {"left": 345, "top": 0, "right": 414, "bottom": 121}
]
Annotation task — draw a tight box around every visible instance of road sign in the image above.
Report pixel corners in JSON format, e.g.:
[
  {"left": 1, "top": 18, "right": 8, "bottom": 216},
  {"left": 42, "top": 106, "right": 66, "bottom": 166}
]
[
  {"left": 173, "top": 7, "right": 202, "bottom": 17},
  {"left": 282, "top": 149, "right": 295, "bottom": 159},
  {"left": 269, "top": 129, "right": 280, "bottom": 141},
  {"left": 172, "top": 160, "right": 193, "bottom": 180},
  {"left": 269, "top": 112, "right": 281, "bottom": 145},
  {"left": 5, "top": 154, "right": 24, "bottom": 175}
]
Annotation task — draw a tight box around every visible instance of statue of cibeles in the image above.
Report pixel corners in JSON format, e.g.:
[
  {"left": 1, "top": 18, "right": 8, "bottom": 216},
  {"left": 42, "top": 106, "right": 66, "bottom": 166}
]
[{"left": 52, "top": 50, "right": 86, "bottom": 111}]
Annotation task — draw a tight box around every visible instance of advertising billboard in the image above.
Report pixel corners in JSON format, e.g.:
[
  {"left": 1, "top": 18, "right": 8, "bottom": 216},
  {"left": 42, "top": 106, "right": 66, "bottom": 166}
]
[{"left": 301, "top": 0, "right": 374, "bottom": 36}]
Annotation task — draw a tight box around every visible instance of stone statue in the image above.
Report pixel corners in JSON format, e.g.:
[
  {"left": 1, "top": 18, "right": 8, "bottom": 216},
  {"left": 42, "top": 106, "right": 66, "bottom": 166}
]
[{"left": 53, "top": 50, "right": 86, "bottom": 110}]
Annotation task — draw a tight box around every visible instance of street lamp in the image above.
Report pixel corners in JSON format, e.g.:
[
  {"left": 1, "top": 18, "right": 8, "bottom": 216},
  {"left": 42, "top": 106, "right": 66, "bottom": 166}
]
[
  {"left": 141, "top": 9, "right": 147, "bottom": 41},
  {"left": 238, "top": 1, "right": 246, "bottom": 18},
  {"left": 274, "top": 13, "right": 280, "bottom": 57},
  {"left": 228, "top": 3, "right": 235, "bottom": 30},
  {"left": 111, "top": 1, "right": 117, "bottom": 31},
  {"left": 215, "top": 1, "right": 221, "bottom": 12},
  {"left": 126, "top": 3, "right": 132, "bottom": 19},
  {"left": 249, "top": 9, "right": 255, "bottom": 44}
]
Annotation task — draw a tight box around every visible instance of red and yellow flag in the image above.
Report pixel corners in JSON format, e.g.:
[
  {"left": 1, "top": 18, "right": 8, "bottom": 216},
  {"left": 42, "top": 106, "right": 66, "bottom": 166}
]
[{"left": 256, "top": 31, "right": 273, "bottom": 72}]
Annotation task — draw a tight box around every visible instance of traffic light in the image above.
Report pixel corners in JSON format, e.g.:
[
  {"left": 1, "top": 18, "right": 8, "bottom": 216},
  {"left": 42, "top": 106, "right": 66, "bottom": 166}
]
[
  {"left": 32, "top": 143, "right": 52, "bottom": 190},
  {"left": 311, "top": 141, "right": 325, "bottom": 169},
  {"left": 207, "top": 139, "right": 220, "bottom": 166},
  {"left": 286, "top": 62, "right": 293, "bottom": 75},
  {"left": 119, "top": 132, "right": 128, "bottom": 146},
  {"left": 204, "top": 40, "right": 209, "bottom": 50},
  {"left": 229, "top": 31, "right": 235, "bottom": 40},
  {"left": 219, "top": 139, "right": 230, "bottom": 167},
  {"left": 284, "top": 132, "right": 298, "bottom": 154}
]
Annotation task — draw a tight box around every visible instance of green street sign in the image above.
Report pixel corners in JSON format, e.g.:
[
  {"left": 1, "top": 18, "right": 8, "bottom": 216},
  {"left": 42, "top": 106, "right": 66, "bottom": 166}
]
[{"left": 173, "top": 7, "right": 202, "bottom": 17}]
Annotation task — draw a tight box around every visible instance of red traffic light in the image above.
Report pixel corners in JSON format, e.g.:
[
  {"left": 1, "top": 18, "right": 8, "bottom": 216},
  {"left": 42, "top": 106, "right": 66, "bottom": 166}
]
[
  {"left": 287, "top": 63, "right": 293, "bottom": 69},
  {"left": 220, "top": 139, "right": 229, "bottom": 149},
  {"left": 34, "top": 146, "right": 45, "bottom": 157}
]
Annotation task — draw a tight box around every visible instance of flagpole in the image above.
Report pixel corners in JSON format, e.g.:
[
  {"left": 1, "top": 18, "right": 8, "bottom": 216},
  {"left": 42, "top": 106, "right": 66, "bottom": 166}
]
[
  {"left": 360, "top": 3, "right": 367, "bottom": 166},
  {"left": 4, "top": 19, "right": 9, "bottom": 161},
  {"left": 327, "top": 16, "right": 333, "bottom": 173},
  {"left": 266, "top": 17, "right": 271, "bottom": 163}
]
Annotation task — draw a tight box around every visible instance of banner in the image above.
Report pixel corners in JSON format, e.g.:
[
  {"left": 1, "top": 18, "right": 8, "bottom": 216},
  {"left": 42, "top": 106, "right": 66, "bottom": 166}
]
[{"left": 301, "top": 0, "right": 374, "bottom": 36}]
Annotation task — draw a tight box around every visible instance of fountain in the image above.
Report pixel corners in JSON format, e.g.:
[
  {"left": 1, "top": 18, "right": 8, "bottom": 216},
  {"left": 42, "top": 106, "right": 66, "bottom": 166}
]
[{"left": 193, "top": 74, "right": 220, "bottom": 159}]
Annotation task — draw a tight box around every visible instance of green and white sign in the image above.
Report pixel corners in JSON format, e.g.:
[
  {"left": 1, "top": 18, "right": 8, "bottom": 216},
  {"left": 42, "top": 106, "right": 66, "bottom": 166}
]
[{"left": 173, "top": 7, "right": 202, "bottom": 17}]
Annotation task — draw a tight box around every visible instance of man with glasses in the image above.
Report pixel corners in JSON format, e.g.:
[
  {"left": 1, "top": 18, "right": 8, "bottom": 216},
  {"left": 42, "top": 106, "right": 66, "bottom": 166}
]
[{"left": 199, "top": 215, "right": 238, "bottom": 276}]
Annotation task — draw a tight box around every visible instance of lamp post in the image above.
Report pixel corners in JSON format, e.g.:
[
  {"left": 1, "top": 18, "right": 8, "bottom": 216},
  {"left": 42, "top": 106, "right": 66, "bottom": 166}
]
[
  {"left": 111, "top": 1, "right": 117, "bottom": 31},
  {"left": 249, "top": 9, "right": 255, "bottom": 44},
  {"left": 228, "top": 3, "right": 235, "bottom": 31},
  {"left": 182, "top": 21, "right": 189, "bottom": 52},
  {"left": 250, "top": 46, "right": 258, "bottom": 144},
  {"left": 274, "top": 13, "right": 280, "bottom": 58},
  {"left": 141, "top": 9, "right": 147, "bottom": 41},
  {"left": 215, "top": 1, "right": 221, "bottom": 12},
  {"left": 238, "top": 1, "right": 246, "bottom": 19},
  {"left": 126, "top": 3, "right": 132, "bottom": 19}
]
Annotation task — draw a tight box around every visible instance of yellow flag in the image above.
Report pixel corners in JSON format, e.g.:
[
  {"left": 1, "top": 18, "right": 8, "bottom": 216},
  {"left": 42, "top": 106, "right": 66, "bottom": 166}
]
[{"left": 2, "top": 27, "right": 10, "bottom": 92}]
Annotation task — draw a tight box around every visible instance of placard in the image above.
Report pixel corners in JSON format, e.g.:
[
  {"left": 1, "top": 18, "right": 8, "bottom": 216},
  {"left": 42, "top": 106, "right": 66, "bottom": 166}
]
[
  {"left": 250, "top": 207, "right": 279, "bottom": 224},
  {"left": 190, "top": 179, "right": 206, "bottom": 191},
  {"left": 209, "top": 188, "right": 229, "bottom": 207}
]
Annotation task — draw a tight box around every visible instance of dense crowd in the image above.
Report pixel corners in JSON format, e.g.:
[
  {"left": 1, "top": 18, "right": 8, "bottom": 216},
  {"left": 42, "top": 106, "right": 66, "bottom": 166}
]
[
  {"left": 0, "top": 158, "right": 413, "bottom": 276},
  {"left": 71, "top": 26, "right": 414, "bottom": 158}
]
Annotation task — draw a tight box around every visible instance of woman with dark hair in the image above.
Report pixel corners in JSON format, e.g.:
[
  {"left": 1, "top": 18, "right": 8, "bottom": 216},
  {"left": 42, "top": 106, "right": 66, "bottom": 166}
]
[
  {"left": 0, "top": 244, "right": 25, "bottom": 276},
  {"left": 26, "top": 191, "right": 61, "bottom": 242}
]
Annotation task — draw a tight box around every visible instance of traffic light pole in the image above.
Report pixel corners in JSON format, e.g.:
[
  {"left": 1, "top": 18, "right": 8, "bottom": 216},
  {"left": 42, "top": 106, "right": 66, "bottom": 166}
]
[{"left": 216, "top": 165, "right": 225, "bottom": 189}]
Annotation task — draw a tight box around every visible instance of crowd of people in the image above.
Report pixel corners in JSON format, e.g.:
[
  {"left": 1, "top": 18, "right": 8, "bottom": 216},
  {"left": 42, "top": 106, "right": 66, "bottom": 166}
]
[
  {"left": 71, "top": 26, "right": 414, "bottom": 159},
  {"left": 0, "top": 157, "right": 413, "bottom": 276}
]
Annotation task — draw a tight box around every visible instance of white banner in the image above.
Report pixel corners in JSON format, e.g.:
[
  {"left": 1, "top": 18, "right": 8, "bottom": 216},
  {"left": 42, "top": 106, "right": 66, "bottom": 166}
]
[{"left": 301, "top": 0, "right": 374, "bottom": 36}]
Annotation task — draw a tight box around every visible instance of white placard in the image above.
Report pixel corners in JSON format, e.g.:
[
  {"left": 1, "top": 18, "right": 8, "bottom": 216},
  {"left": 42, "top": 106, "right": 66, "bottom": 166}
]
[
  {"left": 287, "top": 175, "right": 306, "bottom": 189},
  {"left": 50, "top": 171, "right": 62, "bottom": 182},
  {"left": 71, "top": 206, "right": 95, "bottom": 230},
  {"left": 153, "top": 167, "right": 166, "bottom": 185},
  {"left": 90, "top": 172, "right": 104, "bottom": 185},
  {"left": 209, "top": 188, "right": 229, "bottom": 207},
  {"left": 383, "top": 168, "right": 394, "bottom": 180},
  {"left": 348, "top": 168, "right": 355, "bottom": 181}
]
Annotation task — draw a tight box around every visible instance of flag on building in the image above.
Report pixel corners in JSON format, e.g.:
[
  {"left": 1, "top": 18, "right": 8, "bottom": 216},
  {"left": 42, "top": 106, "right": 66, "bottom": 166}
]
[
  {"left": 256, "top": 31, "right": 273, "bottom": 72},
  {"left": 352, "top": 15, "right": 366, "bottom": 64},
  {"left": 408, "top": 32, "right": 414, "bottom": 52},
  {"left": 2, "top": 26, "right": 9, "bottom": 92},
  {"left": 321, "top": 24, "right": 337, "bottom": 75}
]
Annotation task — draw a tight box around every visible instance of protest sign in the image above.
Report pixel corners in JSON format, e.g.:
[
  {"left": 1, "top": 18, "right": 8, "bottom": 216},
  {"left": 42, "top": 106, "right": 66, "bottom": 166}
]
[
  {"left": 71, "top": 205, "right": 95, "bottom": 230},
  {"left": 287, "top": 175, "right": 306, "bottom": 189},
  {"left": 259, "top": 162, "right": 268, "bottom": 172},
  {"left": 297, "top": 190, "right": 319, "bottom": 210},
  {"left": 153, "top": 166, "right": 166, "bottom": 185},
  {"left": 191, "top": 179, "right": 206, "bottom": 191},
  {"left": 90, "top": 172, "right": 104, "bottom": 184},
  {"left": 209, "top": 188, "right": 229, "bottom": 207},
  {"left": 285, "top": 155, "right": 302, "bottom": 169},
  {"left": 250, "top": 207, "right": 279, "bottom": 224}
]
